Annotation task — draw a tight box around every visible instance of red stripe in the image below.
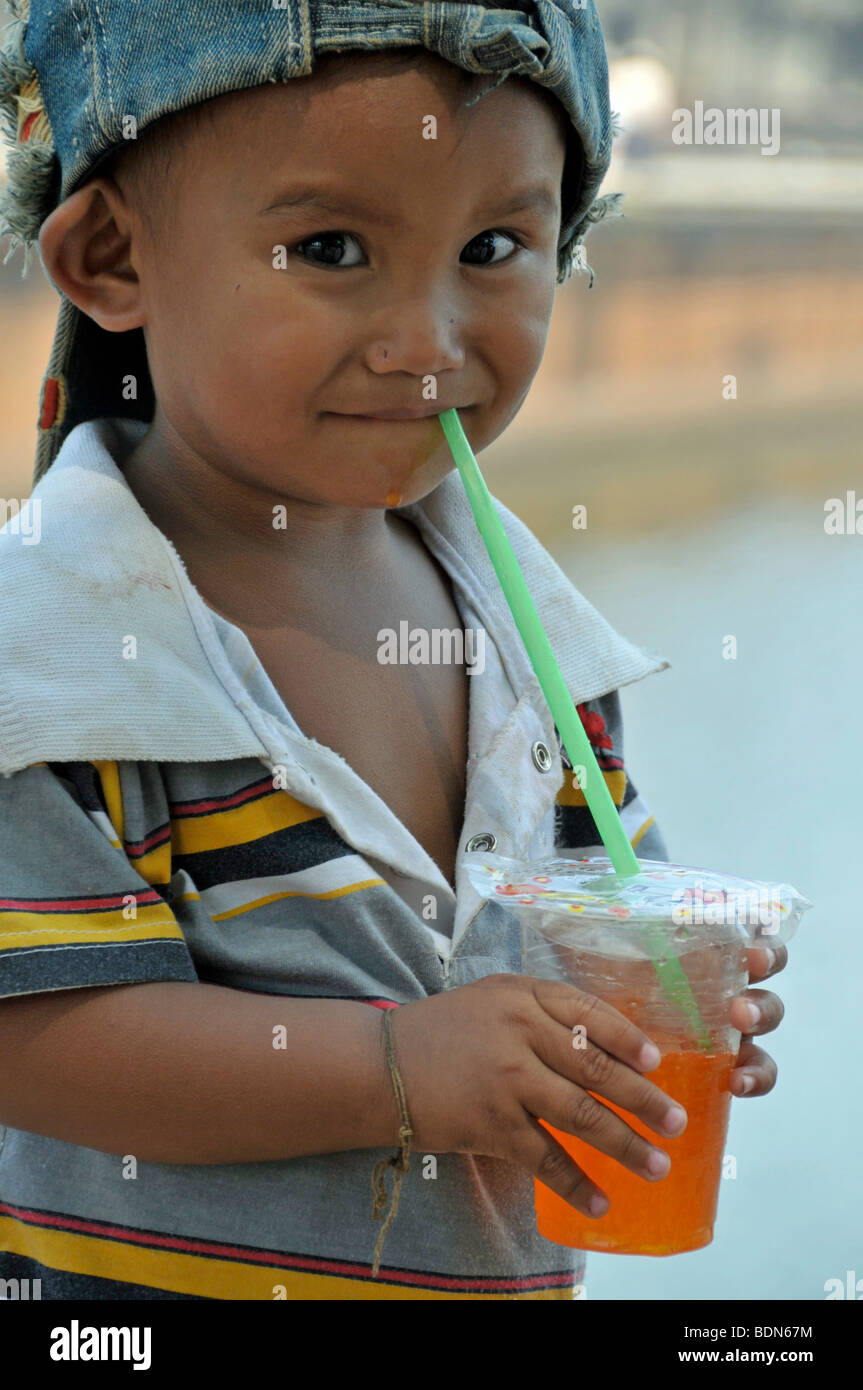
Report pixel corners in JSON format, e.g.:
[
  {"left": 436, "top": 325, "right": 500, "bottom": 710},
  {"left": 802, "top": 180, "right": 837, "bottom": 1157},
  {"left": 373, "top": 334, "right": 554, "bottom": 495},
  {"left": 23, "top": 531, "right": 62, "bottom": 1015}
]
[
  {"left": 0, "top": 1201, "right": 574, "bottom": 1292},
  {"left": 39, "top": 377, "right": 59, "bottom": 430},
  {"left": 0, "top": 889, "right": 163, "bottom": 912},
  {"left": 170, "top": 776, "right": 276, "bottom": 818},
  {"left": 124, "top": 825, "right": 172, "bottom": 857}
]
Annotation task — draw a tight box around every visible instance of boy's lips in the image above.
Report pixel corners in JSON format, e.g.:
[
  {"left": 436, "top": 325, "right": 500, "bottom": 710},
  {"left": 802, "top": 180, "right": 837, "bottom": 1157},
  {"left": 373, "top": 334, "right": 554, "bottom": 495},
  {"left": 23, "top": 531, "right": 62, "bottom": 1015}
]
[{"left": 329, "top": 405, "right": 469, "bottom": 421}]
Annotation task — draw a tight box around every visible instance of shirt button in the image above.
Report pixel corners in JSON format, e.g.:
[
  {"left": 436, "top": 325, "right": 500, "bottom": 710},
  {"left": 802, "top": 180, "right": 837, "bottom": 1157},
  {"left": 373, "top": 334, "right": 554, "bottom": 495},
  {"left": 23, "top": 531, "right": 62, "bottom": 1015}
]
[
  {"left": 465, "top": 832, "right": 497, "bottom": 853},
  {"left": 531, "top": 740, "right": 553, "bottom": 772}
]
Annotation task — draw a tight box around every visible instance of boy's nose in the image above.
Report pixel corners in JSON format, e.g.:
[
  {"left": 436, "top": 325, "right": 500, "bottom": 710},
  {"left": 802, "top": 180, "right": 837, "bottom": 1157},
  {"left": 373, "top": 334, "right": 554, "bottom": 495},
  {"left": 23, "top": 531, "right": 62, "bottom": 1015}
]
[{"left": 364, "top": 302, "right": 466, "bottom": 377}]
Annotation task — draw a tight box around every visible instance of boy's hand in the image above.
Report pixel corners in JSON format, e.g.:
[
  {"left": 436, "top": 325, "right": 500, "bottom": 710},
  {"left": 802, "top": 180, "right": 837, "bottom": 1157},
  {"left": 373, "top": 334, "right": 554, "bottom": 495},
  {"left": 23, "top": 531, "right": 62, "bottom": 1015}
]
[
  {"left": 728, "top": 944, "right": 787, "bottom": 1098},
  {"left": 390, "top": 974, "right": 689, "bottom": 1220}
]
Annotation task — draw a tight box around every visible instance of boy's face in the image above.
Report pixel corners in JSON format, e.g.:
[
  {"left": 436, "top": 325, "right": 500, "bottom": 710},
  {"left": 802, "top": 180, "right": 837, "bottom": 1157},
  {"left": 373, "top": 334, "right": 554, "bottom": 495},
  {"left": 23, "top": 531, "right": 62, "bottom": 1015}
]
[{"left": 115, "top": 51, "right": 568, "bottom": 511}]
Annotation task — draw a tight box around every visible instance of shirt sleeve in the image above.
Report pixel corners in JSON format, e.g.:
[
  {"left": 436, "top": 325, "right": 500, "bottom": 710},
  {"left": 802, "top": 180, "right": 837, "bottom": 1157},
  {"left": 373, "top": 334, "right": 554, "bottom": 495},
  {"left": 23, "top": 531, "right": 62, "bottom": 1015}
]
[
  {"left": 553, "top": 688, "right": 671, "bottom": 863},
  {"left": 0, "top": 761, "right": 199, "bottom": 1000}
]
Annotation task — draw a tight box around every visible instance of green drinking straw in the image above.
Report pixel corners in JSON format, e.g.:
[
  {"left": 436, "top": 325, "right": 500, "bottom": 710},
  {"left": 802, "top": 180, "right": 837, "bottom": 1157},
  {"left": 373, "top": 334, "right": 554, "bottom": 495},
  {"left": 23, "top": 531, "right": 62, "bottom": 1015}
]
[{"left": 438, "top": 408, "right": 712, "bottom": 1051}]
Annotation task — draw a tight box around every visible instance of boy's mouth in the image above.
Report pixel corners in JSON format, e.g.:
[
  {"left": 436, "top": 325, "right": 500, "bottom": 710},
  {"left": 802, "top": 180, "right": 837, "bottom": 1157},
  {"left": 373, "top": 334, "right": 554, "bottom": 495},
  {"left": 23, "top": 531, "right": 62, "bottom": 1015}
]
[{"left": 329, "top": 405, "right": 468, "bottom": 422}]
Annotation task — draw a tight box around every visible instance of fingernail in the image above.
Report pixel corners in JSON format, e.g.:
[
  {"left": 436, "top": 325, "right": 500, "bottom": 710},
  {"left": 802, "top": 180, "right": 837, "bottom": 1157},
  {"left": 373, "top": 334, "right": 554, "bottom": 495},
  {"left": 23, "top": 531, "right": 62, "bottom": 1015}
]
[
  {"left": 589, "top": 1194, "right": 609, "bottom": 1217},
  {"left": 663, "top": 1105, "right": 687, "bottom": 1135},
  {"left": 738, "top": 1073, "right": 755, "bottom": 1094},
  {"left": 763, "top": 949, "right": 776, "bottom": 972},
  {"left": 639, "top": 1042, "right": 661, "bottom": 1070},
  {"left": 745, "top": 1003, "right": 761, "bottom": 1028},
  {"left": 647, "top": 1149, "right": 671, "bottom": 1176}
]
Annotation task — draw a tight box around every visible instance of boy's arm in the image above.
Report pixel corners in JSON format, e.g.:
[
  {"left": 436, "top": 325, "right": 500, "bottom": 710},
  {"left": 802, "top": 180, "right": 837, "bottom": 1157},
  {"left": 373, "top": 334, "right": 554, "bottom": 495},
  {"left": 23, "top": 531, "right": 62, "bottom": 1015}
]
[
  {"left": 0, "top": 982, "right": 398, "bottom": 1164},
  {"left": 0, "top": 762, "right": 398, "bottom": 1163}
]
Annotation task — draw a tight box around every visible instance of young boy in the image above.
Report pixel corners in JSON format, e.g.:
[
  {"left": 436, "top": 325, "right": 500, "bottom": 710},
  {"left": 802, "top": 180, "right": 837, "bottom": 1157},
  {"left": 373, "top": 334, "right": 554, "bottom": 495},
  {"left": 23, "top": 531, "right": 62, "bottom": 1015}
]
[{"left": 0, "top": 0, "right": 785, "bottom": 1300}]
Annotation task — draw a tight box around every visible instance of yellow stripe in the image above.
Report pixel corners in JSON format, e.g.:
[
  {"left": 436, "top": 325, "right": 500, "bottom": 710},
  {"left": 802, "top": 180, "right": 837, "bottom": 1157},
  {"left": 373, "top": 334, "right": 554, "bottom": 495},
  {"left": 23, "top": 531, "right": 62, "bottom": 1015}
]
[
  {"left": 0, "top": 902, "right": 184, "bottom": 952},
  {"left": 91, "top": 760, "right": 173, "bottom": 882},
  {"left": 0, "top": 1216, "right": 574, "bottom": 1301},
  {"left": 132, "top": 840, "right": 173, "bottom": 890},
  {"left": 630, "top": 814, "right": 655, "bottom": 850},
  {"left": 92, "top": 760, "right": 124, "bottom": 844},
  {"left": 555, "top": 769, "right": 626, "bottom": 808},
  {"left": 172, "top": 790, "right": 323, "bottom": 856},
  {"left": 207, "top": 878, "right": 388, "bottom": 920}
]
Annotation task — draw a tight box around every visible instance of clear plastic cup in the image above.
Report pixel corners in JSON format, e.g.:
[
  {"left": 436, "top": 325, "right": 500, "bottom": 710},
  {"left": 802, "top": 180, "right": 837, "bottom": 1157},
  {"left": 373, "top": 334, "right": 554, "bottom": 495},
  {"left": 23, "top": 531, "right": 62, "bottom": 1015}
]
[{"left": 465, "top": 855, "right": 812, "bottom": 1256}]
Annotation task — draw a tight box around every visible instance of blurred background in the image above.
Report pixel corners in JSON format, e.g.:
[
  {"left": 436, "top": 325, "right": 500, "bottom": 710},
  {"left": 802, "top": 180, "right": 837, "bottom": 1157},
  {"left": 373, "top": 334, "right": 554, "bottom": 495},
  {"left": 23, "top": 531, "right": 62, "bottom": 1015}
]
[
  {"left": 1, "top": 0, "right": 861, "bottom": 1302},
  {"left": 508, "top": 0, "right": 860, "bottom": 1305}
]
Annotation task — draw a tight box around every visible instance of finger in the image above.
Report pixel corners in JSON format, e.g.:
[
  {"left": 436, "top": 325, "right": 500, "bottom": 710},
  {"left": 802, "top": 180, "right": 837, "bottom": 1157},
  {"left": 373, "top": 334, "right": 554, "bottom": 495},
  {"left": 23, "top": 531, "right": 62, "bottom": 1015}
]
[
  {"left": 729, "top": 987, "right": 785, "bottom": 1037},
  {"left": 535, "top": 1010, "right": 689, "bottom": 1142},
  {"left": 526, "top": 1061, "right": 680, "bottom": 1187},
  {"left": 512, "top": 1109, "right": 613, "bottom": 1219},
  {"left": 730, "top": 1042, "right": 777, "bottom": 1097},
  {"left": 509, "top": 1088, "right": 673, "bottom": 1221},
  {"left": 532, "top": 977, "right": 665, "bottom": 1076},
  {"left": 743, "top": 944, "right": 788, "bottom": 982}
]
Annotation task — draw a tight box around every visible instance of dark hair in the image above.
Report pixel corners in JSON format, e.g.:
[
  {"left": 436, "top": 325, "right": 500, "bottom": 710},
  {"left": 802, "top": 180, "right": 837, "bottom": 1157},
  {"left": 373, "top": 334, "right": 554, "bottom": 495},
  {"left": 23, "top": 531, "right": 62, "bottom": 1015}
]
[{"left": 99, "top": 102, "right": 217, "bottom": 234}]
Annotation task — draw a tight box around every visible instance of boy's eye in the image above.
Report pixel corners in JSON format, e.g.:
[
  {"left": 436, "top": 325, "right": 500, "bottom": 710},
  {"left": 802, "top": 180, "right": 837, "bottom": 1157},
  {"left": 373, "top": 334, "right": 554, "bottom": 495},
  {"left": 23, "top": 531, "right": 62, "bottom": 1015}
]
[
  {"left": 289, "top": 229, "right": 522, "bottom": 266},
  {"left": 294, "top": 230, "right": 364, "bottom": 265},
  {"left": 461, "top": 230, "right": 522, "bottom": 265}
]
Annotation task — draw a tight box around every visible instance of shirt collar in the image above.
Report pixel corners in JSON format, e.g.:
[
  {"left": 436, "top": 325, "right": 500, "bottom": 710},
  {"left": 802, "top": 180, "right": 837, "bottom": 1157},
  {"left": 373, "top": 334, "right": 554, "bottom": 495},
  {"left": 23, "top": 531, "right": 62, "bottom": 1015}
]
[{"left": 0, "top": 416, "right": 669, "bottom": 777}]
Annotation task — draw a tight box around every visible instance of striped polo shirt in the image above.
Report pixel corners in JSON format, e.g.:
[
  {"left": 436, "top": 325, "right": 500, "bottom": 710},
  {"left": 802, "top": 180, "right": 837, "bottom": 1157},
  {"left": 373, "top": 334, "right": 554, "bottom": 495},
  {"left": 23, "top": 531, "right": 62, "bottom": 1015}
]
[{"left": 0, "top": 417, "right": 671, "bottom": 1300}]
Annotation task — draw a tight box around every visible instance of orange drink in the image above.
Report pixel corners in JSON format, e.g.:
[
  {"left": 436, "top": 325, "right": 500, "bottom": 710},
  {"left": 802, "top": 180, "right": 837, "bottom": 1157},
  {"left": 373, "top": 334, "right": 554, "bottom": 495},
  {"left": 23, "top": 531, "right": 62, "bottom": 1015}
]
[
  {"left": 534, "top": 1048, "right": 736, "bottom": 1255},
  {"left": 465, "top": 854, "right": 810, "bottom": 1258}
]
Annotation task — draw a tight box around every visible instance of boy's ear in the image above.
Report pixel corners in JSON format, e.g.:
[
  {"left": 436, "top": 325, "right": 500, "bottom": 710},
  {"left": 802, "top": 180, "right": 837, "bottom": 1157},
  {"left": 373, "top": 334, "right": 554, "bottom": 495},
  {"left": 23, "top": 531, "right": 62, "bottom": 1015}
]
[{"left": 37, "top": 176, "right": 146, "bottom": 334}]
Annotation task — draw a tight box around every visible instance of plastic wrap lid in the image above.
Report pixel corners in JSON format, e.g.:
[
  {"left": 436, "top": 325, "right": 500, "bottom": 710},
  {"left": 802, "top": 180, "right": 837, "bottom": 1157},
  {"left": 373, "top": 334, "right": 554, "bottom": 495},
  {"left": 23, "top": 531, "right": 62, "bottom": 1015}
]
[{"left": 465, "top": 854, "right": 813, "bottom": 953}]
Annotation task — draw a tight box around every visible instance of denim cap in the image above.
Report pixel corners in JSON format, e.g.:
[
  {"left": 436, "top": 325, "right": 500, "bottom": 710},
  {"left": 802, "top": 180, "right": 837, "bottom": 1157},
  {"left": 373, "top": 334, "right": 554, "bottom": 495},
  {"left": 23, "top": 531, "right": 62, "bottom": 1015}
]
[{"left": 0, "top": 0, "right": 623, "bottom": 484}]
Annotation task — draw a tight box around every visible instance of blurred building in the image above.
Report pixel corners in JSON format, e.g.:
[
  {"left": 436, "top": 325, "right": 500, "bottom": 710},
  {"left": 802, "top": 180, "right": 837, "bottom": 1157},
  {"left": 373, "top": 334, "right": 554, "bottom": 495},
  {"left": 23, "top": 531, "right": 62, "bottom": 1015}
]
[
  {"left": 476, "top": 1, "right": 863, "bottom": 542},
  {"left": 601, "top": 0, "right": 863, "bottom": 147}
]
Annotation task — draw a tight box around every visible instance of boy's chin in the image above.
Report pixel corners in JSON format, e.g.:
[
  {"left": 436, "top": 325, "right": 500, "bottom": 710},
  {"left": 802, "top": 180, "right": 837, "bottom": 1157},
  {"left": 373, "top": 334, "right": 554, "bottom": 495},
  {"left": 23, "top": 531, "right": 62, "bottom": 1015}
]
[{"left": 380, "top": 458, "right": 458, "bottom": 509}]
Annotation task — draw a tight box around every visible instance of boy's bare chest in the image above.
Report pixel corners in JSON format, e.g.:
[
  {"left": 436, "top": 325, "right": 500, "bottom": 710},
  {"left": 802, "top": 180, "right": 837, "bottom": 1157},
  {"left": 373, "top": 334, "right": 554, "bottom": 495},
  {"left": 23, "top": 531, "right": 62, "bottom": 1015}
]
[
  {"left": 255, "top": 625, "right": 469, "bottom": 888},
  {"left": 205, "top": 544, "right": 471, "bottom": 890}
]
